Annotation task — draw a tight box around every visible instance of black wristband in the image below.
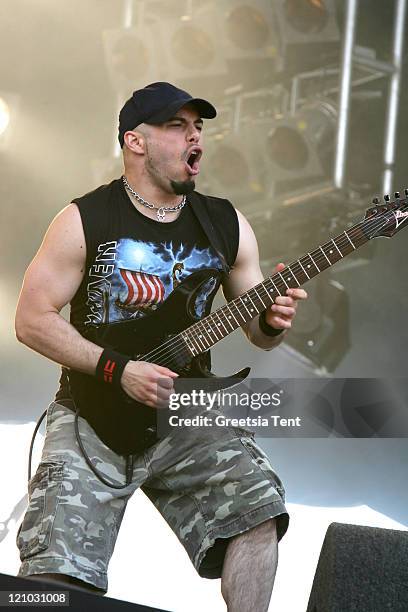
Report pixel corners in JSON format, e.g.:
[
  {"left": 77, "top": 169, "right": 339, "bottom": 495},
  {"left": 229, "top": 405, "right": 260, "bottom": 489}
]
[
  {"left": 95, "top": 348, "right": 130, "bottom": 387},
  {"left": 259, "top": 310, "right": 285, "bottom": 337}
]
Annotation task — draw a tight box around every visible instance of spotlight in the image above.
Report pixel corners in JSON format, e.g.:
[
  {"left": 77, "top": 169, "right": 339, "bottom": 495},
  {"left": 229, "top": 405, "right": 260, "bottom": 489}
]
[
  {"left": 258, "top": 116, "right": 323, "bottom": 196},
  {"left": 273, "top": 0, "right": 340, "bottom": 71},
  {"left": 157, "top": 12, "right": 227, "bottom": 80},
  {"left": 103, "top": 28, "right": 165, "bottom": 89},
  {"left": 284, "top": 0, "right": 330, "bottom": 34},
  {"left": 0, "top": 92, "right": 20, "bottom": 152},
  {"left": 0, "top": 98, "right": 10, "bottom": 137},
  {"left": 219, "top": 0, "right": 278, "bottom": 60},
  {"left": 199, "top": 129, "right": 266, "bottom": 205}
]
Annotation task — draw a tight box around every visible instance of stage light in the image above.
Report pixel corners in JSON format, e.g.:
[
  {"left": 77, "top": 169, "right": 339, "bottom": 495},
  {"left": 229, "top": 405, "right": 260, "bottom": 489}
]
[
  {"left": 247, "top": 116, "right": 324, "bottom": 198},
  {"left": 226, "top": 4, "right": 271, "bottom": 51},
  {"left": 156, "top": 12, "right": 227, "bottom": 80},
  {"left": 199, "top": 129, "right": 265, "bottom": 205},
  {"left": 219, "top": 0, "right": 278, "bottom": 60},
  {"left": 102, "top": 28, "right": 164, "bottom": 89},
  {"left": 170, "top": 24, "right": 215, "bottom": 71},
  {"left": 266, "top": 125, "right": 310, "bottom": 172},
  {"left": 273, "top": 0, "right": 339, "bottom": 71},
  {"left": 0, "top": 98, "right": 10, "bottom": 137},
  {"left": 0, "top": 92, "right": 20, "bottom": 152},
  {"left": 284, "top": 0, "right": 329, "bottom": 35}
]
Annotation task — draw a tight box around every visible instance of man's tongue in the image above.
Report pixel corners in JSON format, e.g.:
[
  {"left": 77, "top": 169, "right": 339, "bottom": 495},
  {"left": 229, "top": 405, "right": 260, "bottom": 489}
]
[{"left": 185, "top": 154, "right": 199, "bottom": 175}]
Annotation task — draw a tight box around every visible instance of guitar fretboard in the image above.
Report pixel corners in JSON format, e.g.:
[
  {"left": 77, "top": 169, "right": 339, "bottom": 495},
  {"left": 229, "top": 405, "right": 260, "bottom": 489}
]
[{"left": 180, "top": 223, "right": 368, "bottom": 356}]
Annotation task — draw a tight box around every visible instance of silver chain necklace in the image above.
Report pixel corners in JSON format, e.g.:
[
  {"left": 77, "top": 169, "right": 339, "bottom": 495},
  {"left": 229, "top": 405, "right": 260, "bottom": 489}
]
[{"left": 122, "top": 175, "right": 186, "bottom": 222}]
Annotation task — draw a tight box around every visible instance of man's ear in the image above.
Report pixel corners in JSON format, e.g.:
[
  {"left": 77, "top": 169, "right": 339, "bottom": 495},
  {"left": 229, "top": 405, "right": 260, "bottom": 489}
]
[{"left": 123, "top": 130, "right": 146, "bottom": 154}]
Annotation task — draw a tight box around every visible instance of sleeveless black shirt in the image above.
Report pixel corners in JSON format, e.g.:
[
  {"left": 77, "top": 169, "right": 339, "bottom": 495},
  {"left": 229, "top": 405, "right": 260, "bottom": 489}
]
[{"left": 56, "top": 178, "right": 239, "bottom": 454}]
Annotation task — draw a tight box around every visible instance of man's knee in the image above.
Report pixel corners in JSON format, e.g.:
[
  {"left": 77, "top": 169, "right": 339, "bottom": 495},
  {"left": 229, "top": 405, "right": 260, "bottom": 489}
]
[{"left": 235, "top": 518, "right": 277, "bottom": 544}]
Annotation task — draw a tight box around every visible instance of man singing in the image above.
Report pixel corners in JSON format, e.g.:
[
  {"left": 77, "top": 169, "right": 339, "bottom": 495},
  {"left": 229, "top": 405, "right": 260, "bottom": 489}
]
[{"left": 15, "top": 82, "right": 307, "bottom": 611}]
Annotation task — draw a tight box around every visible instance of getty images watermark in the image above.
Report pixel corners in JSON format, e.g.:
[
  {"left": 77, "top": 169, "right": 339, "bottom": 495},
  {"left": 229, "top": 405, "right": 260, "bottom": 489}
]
[
  {"left": 166, "top": 387, "right": 302, "bottom": 430},
  {"left": 156, "top": 378, "right": 408, "bottom": 438}
]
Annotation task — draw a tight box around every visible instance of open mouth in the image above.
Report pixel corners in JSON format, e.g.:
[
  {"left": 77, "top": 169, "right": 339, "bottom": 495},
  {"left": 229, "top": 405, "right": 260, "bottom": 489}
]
[{"left": 185, "top": 148, "right": 202, "bottom": 175}]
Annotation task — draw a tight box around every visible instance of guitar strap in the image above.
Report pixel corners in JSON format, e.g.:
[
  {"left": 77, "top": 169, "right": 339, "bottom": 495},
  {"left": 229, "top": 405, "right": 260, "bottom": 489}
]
[
  {"left": 187, "top": 191, "right": 235, "bottom": 373},
  {"left": 188, "top": 191, "right": 232, "bottom": 282}
]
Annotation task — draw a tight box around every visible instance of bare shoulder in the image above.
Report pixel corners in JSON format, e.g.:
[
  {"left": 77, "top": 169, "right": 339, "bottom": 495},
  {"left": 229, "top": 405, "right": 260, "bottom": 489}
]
[
  {"left": 222, "top": 207, "right": 263, "bottom": 300},
  {"left": 233, "top": 208, "right": 261, "bottom": 267},
  {"left": 40, "top": 203, "right": 86, "bottom": 265},
  {"left": 17, "top": 203, "right": 87, "bottom": 314}
]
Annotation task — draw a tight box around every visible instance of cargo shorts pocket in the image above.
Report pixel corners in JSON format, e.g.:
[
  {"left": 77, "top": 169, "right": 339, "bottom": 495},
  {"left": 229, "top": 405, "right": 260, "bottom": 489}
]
[
  {"left": 239, "top": 436, "right": 286, "bottom": 501},
  {"left": 16, "top": 459, "right": 65, "bottom": 560}
]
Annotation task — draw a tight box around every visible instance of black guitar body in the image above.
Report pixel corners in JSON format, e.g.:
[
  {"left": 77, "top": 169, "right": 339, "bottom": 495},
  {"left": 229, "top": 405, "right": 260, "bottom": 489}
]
[{"left": 68, "top": 269, "right": 250, "bottom": 453}]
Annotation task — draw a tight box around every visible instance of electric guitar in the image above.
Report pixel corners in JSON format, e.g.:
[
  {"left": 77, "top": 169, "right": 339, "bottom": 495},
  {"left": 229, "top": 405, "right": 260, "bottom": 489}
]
[{"left": 68, "top": 192, "right": 408, "bottom": 450}]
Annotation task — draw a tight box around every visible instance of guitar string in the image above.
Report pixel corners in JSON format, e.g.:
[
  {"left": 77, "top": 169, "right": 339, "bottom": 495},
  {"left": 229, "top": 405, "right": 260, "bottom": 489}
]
[
  {"left": 126, "top": 203, "right": 408, "bottom": 367},
  {"left": 145, "top": 208, "right": 408, "bottom": 363},
  {"left": 140, "top": 203, "right": 407, "bottom": 367}
]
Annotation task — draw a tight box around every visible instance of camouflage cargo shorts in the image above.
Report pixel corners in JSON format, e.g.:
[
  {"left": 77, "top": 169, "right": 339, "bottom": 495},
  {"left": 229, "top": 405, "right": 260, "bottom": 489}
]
[{"left": 17, "top": 401, "right": 289, "bottom": 593}]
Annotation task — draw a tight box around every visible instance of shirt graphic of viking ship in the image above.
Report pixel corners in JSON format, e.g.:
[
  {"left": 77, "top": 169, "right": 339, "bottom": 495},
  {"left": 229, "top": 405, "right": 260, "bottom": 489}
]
[{"left": 84, "top": 238, "right": 221, "bottom": 325}]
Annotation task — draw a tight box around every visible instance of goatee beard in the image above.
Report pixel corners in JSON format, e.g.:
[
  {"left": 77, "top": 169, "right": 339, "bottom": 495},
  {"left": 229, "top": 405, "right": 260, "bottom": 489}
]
[{"left": 170, "top": 178, "right": 196, "bottom": 195}]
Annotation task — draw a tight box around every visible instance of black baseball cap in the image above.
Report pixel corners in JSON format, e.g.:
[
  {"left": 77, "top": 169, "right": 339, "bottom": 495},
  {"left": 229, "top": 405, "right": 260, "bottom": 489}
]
[{"left": 118, "top": 81, "right": 217, "bottom": 147}]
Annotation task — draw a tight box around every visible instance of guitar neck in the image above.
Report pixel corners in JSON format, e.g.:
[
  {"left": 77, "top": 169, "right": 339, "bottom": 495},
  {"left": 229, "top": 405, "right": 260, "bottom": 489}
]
[{"left": 179, "top": 218, "right": 371, "bottom": 357}]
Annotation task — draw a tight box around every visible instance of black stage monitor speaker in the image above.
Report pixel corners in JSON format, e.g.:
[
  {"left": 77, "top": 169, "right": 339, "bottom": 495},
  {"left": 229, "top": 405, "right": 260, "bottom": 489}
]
[
  {"left": 307, "top": 522, "right": 408, "bottom": 612},
  {"left": 0, "top": 573, "right": 169, "bottom": 611}
]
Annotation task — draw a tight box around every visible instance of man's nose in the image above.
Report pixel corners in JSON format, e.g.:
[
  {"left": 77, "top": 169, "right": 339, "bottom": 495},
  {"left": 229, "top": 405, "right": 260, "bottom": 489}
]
[{"left": 187, "top": 126, "right": 201, "bottom": 142}]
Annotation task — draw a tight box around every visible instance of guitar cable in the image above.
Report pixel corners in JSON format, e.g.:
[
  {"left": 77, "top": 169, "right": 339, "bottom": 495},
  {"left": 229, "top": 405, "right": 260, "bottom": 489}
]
[{"left": 27, "top": 406, "right": 134, "bottom": 490}]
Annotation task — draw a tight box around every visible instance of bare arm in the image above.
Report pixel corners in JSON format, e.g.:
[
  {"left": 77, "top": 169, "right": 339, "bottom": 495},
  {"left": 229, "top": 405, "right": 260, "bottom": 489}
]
[
  {"left": 15, "top": 204, "right": 103, "bottom": 372},
  {"left": 15, "top": 204, "right": 177, "bottom": 407},
  {"left": 222, "top": 209, "right": 307, "bottom": 350}
]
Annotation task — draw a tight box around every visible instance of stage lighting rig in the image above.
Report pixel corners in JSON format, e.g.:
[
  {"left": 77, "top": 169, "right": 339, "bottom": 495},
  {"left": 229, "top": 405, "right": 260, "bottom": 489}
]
[
  {"left": 273, "top": 0, "right": 340, "bottom": 72},
  {"left": 218, "top": 0, "right": 278, "bottom": 61},
  {"left": 102, "top": 28, "right": 164, "bottom": 90},
  {"left": 154, "top": 10, "right": 227, "bottom": 82},
  {"left": 199, "top": 129, "right": 265, "bottom": 205}
]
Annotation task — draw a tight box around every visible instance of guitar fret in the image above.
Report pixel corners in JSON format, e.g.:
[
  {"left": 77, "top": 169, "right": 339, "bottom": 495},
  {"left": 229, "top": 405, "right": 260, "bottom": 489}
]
[
  {"left": 319, "top": 246, "right": 332, "bottom": 266},
  {"left": 264, "top": 279, "right": 277, "bottom": 300},
  {"left": 253, "top": 287, "right": 267, "bottom": 309},
  {"left": 231, "top": 299, "right": 247, "bottom": 323},
  {"left": 215, "top": 311, "right": 229, "bottom": 335},
  {"left": 183, "top": 329, "right": 202, "bottom": 355},
  {"left": 307, "top": 253, "right": 320, "bottom": 273},
  {"left": 226, "top": 303, "right": 241, "bottom": 327},
  {"left": 192, "top": 324, "right": 210, "bottom": 351},
  {"left": 287, "top": 266, "right": 301, "bottom": 286},
  {"left": 246, "top": 292, "right": 259, "bottom": 315},
  {"left": 332, "top": 238, "right": 344, "bottom": 258},
  {"left": 182, "top": 332, "right": 197, "bottom": 355},
  {"left": 222, "top": 309, "right": 236, "bottom": 331},
  {"left": 239, "top": 296, "right": 252, "bottom": 316},
  {"left": 205, "top": 320, "right": 222, "bottom": 341},
  {"left": 298, "top": 259, "right": 310, "bottom": 279},
  {"left": 278, "top": 273, "right": 289, "bottom": 289},
  {"left": 271, "top": 279, "right": 283, "bottom": 296},
  {"left": 344, "top": 230, "right": 356, "bottom": 249}
]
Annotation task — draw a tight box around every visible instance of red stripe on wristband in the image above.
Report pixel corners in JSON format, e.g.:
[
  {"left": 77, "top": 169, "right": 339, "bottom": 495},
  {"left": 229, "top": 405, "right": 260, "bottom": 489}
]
[{"left": 95, "top": 349, "right": 129, "bottom": 388}]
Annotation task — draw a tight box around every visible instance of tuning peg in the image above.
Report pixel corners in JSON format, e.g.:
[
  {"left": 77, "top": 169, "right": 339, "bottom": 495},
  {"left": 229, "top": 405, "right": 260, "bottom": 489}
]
[
  {"left": 394, "top": 192, "right": 400, "bottom": 199},
  {"left": 384, "top": 194, "right": 390, "bottom": 202},
  {"left": 372, "top": 197, "right": 379, "bottom": 204}
]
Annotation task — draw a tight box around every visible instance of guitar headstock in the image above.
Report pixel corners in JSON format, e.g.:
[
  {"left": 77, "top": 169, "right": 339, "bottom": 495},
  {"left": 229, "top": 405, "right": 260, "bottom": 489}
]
[{"left": 363, "top": 190, "right": 408, "bottom": 239}]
